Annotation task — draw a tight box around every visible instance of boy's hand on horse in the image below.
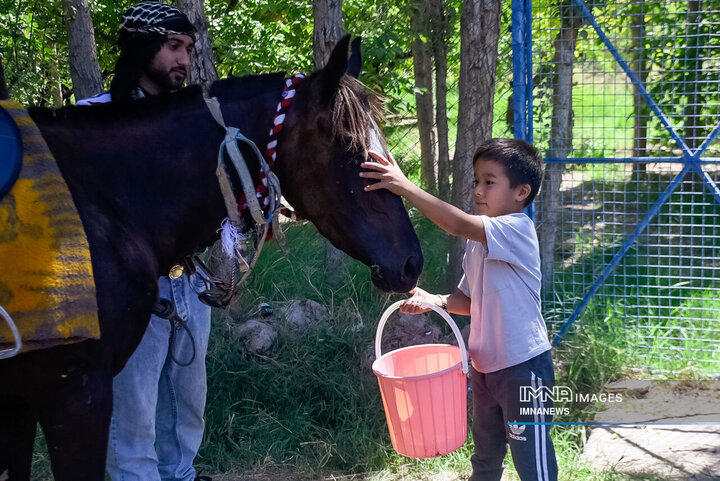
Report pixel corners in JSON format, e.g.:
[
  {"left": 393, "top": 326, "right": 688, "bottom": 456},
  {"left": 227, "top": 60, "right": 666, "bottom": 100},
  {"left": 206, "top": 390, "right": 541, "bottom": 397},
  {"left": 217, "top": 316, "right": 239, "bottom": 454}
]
[{"left": 360, "top": 150, "right": 414, "bottom": 197}]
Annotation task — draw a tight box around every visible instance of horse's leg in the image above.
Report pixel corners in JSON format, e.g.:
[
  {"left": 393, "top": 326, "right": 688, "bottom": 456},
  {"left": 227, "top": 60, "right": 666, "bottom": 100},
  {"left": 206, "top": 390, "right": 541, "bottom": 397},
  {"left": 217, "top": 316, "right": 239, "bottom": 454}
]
[
  {"left": 30, "top": 342, "right": 113, "bottom": 481},
  {"left": 0, "top": 383, "right": 37, "bottom": 481}
]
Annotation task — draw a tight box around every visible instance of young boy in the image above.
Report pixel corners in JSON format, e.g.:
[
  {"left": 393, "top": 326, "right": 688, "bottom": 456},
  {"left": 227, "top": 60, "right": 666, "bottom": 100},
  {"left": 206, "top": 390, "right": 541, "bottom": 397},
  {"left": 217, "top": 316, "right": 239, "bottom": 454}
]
[{"left": 360, "top": 138, "right": 557, "bottom": 481}]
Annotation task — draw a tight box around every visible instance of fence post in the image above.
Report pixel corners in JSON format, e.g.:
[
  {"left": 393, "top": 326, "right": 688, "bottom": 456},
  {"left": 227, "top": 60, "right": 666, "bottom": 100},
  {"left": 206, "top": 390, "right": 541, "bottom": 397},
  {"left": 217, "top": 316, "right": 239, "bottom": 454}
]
[
  {"left": 511, "top": 0, "right": 528, "bottom": 142},
  {"left": 511, "top": 0, "right": 535, "bottom": 219}
]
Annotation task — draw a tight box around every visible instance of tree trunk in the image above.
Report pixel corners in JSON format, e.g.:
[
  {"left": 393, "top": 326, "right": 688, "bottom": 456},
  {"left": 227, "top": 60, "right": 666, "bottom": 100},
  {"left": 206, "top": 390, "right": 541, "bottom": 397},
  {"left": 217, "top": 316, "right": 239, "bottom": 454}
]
[
  {"left": 64, "top": 0, "right": 103, "bottom": 100},
  {"left": 0, "top": 54, "right": 9, "bottom": 101},
  {"left": 447, "top": 0, "right": 501, "bottom": 288},
  {"left": 538, "top": 4, "right": 582, "bottom": 298},
  {"left": 50, "top": 44, "right": 64, "bottom": 107},
  {"left": 411, "top": 0, "right": 437, "bottom": 194},
  {"left": 430, "top": 0, "right": 451, "bottom": 203},
  {"left": 631, "top": 3, "right": 648, "bottom": 178},
  {"left": 176, "top": 0, "right": 219, "bottom": 84},
  {"left": 313, "top": 0, "right": 350, "bottom": 286},
  {"left": 313, "top": 0, "right": 344, "bottom": 68}
]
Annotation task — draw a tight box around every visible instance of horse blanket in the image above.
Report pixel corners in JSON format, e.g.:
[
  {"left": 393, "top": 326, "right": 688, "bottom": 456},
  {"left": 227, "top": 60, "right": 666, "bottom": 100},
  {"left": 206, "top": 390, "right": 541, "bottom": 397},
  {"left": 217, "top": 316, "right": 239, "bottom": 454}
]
[{"left": 0, "top": 101, "right": 99, "bottom": 353}]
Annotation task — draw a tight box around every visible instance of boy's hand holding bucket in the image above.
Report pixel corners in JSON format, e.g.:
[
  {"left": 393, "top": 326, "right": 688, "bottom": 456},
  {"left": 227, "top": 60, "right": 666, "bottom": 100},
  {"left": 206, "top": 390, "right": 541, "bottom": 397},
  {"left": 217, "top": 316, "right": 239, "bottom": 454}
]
[{"left": 396, "top": 287, "right": 445, "bottom": 315}]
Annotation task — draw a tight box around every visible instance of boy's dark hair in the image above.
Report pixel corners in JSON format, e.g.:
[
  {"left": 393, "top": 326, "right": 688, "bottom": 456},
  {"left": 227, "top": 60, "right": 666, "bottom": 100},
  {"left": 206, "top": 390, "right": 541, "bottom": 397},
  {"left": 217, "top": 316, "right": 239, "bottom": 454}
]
[{"left": 472, "top": 138, "right": 544, "bottom": 207}]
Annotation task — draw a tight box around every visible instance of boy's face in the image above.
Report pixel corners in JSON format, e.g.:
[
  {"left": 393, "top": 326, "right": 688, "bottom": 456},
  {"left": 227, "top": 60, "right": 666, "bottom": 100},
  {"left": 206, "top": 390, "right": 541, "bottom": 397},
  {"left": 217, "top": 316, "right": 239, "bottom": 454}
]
[{"left": 472, "top": 159, "right": 531, "bottom": 217}]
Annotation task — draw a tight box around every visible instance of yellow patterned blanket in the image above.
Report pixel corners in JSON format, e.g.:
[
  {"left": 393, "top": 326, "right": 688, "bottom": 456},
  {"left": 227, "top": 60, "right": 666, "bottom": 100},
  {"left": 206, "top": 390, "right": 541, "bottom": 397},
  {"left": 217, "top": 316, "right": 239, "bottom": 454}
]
[{"left": 0, "top": 101, "right": 99, "bottom": 353}]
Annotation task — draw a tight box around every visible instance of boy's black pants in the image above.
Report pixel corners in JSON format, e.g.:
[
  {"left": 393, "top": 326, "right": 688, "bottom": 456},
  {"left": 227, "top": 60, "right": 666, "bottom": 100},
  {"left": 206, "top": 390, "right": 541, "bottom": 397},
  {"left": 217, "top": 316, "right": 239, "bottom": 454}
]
[{"left": 469, "top": 350, "right": 558, "bottom": 481}]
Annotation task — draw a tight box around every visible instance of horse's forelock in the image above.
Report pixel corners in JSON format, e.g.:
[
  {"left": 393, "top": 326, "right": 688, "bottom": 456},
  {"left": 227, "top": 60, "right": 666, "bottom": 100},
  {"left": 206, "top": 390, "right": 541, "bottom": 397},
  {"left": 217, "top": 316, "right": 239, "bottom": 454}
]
[{"left": 331, "top": 75, "right": 384, "bottom": 156}]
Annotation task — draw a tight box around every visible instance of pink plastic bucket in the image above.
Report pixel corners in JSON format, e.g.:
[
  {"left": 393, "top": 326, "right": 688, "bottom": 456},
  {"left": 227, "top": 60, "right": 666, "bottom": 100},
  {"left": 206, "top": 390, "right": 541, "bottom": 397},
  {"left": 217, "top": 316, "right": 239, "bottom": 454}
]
[{"left": 372, "top": 301, "right": 468, "bottom": 458}]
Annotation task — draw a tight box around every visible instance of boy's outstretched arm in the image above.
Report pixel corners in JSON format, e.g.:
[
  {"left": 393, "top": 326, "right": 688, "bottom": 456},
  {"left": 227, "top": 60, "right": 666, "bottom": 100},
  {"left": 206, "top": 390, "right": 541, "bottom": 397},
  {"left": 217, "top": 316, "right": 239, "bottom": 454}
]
[{"left": 360, "top": 152, "right": 487, "bottom": 244}]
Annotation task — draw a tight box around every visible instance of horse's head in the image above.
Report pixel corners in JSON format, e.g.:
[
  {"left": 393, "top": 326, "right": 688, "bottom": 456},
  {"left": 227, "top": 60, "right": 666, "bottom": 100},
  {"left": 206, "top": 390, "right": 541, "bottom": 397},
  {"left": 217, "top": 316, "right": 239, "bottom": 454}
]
[{"left": 273, "top": 36, "right": 423, "bottom": 293}]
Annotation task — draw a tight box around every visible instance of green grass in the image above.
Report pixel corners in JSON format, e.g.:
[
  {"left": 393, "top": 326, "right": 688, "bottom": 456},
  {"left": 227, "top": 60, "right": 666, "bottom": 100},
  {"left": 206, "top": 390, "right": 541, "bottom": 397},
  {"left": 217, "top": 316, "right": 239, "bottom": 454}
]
[
  {"left": 199, "top": 223, "right": 393, "bottom": 472},
  {"left": 198, "top": 216, "right": 460, "bottom": 475},
  {"left": 197, "top": 214, "right": 690, "bottom": 480},
  {"left": 572, "top": 72, "right": 635, "bottom": 159}
]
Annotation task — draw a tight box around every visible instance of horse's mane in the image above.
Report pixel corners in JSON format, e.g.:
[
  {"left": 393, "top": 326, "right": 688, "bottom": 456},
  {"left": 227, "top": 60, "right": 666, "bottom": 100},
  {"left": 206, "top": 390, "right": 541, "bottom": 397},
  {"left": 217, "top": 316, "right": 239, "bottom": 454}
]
[{"left": 332, "top": 75, "right": 384, "bottom": 154}]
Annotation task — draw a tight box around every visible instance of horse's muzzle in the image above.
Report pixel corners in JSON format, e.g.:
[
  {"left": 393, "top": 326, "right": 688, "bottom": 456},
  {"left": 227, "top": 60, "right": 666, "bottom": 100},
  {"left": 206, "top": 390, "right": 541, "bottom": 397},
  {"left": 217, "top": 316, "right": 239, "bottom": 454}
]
[{"left": 371, "top": 254, "right": 423, "bottom": 293}]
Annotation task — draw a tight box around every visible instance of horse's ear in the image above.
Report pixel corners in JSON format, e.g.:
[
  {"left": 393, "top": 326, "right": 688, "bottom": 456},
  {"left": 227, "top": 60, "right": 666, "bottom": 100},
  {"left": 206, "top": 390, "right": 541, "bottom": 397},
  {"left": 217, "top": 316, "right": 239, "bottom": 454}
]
[
  {"left": 347, "top": 37, "right": 362, "bottom": 78},
  {"left": 318, "top": 34, "right": 352, "bottom": 104}
]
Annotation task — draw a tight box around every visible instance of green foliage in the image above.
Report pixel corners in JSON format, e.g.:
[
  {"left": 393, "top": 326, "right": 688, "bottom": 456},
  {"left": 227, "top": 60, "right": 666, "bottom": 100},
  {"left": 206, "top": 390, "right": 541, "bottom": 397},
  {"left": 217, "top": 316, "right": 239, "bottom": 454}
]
[
  {"left": 1, "top": 0, "right": 66, "bottom": 105},
  {"left": 531, "top": 0, "right": 720, "bottom": 157},
  {"left": 0, "top": 0, "right": 432, "bottom": 108},
  {"left": 205, "top": 0, "right": 314, "bottom": 77}
]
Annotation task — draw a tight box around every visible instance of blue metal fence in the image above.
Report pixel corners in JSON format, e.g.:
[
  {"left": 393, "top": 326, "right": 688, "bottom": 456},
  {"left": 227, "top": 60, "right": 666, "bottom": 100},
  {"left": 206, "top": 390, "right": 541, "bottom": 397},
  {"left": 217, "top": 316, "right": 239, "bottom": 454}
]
[
  {"left": 514, "top": 0, "right": 720, "bottom": 372},
  {"left": 378, "top": 0, "right": 719, "bottom": 373}
]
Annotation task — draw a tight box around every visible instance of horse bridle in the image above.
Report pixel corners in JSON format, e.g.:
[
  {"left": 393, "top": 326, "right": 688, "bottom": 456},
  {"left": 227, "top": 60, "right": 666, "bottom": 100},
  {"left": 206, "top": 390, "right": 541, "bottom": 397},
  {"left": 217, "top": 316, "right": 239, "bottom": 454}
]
[
  {"left": 196, "top": 73, "right": 305, "bottom": 306},
  {"left": 153, "top": 75, "right": 306, "bottom": 365}
]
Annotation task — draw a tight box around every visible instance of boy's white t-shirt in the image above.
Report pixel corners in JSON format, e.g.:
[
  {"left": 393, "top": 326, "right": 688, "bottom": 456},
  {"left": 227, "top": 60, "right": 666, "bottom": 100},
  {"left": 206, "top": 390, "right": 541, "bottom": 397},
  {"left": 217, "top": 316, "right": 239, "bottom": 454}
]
[{"left": 458, "top": 212, "right": 551, "bottom": 373}]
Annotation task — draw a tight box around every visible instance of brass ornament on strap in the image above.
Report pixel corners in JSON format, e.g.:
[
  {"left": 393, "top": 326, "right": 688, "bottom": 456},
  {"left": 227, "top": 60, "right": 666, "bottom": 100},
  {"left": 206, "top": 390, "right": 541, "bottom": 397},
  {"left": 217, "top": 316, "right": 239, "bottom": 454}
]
[{"left": 169, "top": 264, "right": 184, "bottom": 280}]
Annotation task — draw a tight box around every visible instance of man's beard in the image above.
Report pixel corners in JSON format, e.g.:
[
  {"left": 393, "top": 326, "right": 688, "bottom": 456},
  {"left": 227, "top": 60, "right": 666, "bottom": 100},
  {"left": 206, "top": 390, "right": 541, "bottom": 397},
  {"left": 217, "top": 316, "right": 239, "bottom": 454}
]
[{"left": 145, "top": 65, "right": 187, "bottom": 91}]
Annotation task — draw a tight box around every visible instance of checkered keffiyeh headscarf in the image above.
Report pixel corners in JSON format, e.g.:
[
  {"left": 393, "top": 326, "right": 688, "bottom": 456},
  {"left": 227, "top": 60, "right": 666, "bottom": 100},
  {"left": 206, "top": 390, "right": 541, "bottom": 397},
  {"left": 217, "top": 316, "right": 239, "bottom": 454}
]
[{"left": 120, "top": 1, "right": 196, "bottom": 36}]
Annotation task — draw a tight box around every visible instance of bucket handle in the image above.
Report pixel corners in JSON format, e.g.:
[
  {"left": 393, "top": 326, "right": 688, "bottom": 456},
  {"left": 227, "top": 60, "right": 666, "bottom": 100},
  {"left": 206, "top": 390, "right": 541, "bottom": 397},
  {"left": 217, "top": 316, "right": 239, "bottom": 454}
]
[
  {"left": 0, "top": 305, "right": 21, "bottom": 360},
  {"left": 375, "top": 300, "right": 469, "bottom": 374}
]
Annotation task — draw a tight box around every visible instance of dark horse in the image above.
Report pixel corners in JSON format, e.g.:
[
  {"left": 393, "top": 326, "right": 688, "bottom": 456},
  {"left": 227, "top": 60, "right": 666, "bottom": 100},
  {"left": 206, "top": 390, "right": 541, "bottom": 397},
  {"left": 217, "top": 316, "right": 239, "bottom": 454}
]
[{"left": 0, "top": 37, "right": 422, "bottom": 480}]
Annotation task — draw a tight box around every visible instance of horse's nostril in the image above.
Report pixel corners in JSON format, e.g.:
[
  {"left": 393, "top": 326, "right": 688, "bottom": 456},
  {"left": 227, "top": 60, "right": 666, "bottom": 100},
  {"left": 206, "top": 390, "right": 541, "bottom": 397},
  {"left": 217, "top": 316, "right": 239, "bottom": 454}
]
[
  {"left": 403, "top": 255, "right": 422, "bottom": 282},
  {"left": 370, "top": 255, "right": 423, "bottom": 293}
]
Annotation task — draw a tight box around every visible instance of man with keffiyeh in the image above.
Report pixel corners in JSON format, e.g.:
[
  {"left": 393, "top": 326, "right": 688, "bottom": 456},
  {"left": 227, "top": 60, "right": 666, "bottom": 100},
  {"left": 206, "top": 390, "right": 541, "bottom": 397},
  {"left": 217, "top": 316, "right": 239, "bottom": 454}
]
[{"left": 77, "top": 3, "right": 212, "bottom": 480}]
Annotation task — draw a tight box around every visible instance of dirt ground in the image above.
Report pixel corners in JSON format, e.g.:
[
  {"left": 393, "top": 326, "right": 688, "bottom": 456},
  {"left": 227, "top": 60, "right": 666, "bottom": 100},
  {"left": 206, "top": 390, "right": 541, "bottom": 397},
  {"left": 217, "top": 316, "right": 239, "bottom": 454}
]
[
  {"left": 207, "top": 467, "right": 467, "bottom": 481},
  {"left": 206, "top": 466, "right": 343, "bottom": 481},
  {"left": 581, "top": 380, "right": 720, "bottom": 479}
]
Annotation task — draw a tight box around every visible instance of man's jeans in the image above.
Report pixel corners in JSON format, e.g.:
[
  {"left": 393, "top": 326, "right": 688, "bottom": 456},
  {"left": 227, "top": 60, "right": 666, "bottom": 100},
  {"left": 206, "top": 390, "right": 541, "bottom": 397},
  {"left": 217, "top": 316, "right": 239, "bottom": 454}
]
[{"left": 106, "top": 274, "right": 211, "bottom": 481}]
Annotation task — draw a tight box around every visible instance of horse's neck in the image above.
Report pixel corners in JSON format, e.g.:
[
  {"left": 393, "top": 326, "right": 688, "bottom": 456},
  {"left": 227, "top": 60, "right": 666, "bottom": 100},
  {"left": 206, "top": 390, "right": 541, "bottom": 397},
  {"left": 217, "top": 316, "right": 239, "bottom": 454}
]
[
  {"left": 33, "top": 75, "right": 285, "bottom": 274},
  {"left": 208, "top": 73, "right": 286, "bottom": 138}
]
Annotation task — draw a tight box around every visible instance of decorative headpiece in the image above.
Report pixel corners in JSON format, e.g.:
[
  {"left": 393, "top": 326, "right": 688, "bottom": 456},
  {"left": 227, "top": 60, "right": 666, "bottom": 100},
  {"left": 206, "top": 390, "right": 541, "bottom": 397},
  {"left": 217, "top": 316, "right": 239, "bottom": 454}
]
[{"left": 120, "top": 1, "right": 196, "bottom": 37}]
